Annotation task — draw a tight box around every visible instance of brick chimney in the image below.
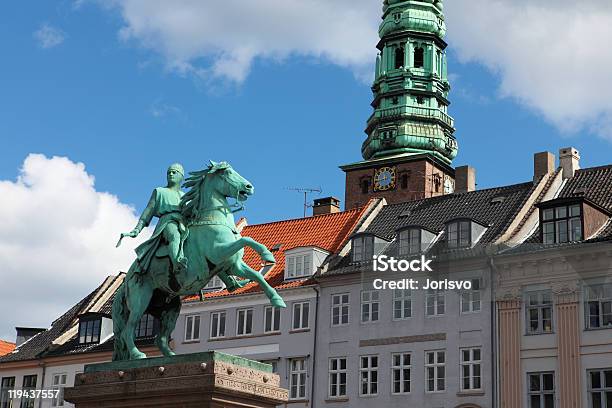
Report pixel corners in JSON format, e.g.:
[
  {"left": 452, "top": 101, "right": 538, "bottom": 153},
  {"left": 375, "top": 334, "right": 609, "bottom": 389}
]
[
  {"left": 534, "top": 151, "right": 555, "bottom": 181},
  {"left": 559, "top": 147, "right": 580, "bottom": 179},
  {"left": 313, "top": 197, "right": 341, "bottom": 216},
  {"left": 455, "top": 166, "right": 476, "bottom": 193}
]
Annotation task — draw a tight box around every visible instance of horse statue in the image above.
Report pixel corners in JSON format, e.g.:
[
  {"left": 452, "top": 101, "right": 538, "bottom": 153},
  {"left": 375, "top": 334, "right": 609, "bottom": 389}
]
[{"left": 112, "top": 161, "right": 286, "bottom": 360}]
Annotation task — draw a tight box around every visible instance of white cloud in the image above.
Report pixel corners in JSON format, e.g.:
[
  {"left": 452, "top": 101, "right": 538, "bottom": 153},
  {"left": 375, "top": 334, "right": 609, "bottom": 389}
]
[
  {"left": 150, "top": 98, "right": 182, "bottom": 119},
  {"left": 33, "top": 23, "right": 66, "bottom": 49},
  {"left": 445, "top": 0, "right": 612, "bottom": 139},
  {"left": 0, "top": 155, "right": 149, "bottom": 340},
  {"left": 96, "top": 0, "right": 380, "bottom": 83}
]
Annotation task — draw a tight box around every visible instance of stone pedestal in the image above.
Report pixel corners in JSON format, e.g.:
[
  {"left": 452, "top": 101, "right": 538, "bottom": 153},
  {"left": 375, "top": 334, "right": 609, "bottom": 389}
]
[{"left": 64, "top": 352, "right": 288, "bottom": 408}]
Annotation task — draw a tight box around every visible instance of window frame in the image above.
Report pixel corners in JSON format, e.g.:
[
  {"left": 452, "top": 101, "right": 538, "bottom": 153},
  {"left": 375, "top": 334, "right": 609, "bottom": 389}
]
[
  {"left": 289, "top": 358, "right": 307, "bottom": 400},
  {"left": 527, "top": 372, "right": 555, "bottom": 408},
  {"left": 525, "top": 290, "right": 554, "bottom": 335},
  {"left": 587, "top": 368, "right": 612, "bottom": 408},
  {"left": 425, "top": 350, "right": 446, "bottom": 393},
  {"left": 460, "top": 348, "right": 482, "bottom": 391},
  {"left": 0, "top": 376, "right": 15, "bottom": 408},
  {"left": 352, "top": 235, "right": 374, "bottom": 263},
  {"left": 461, "top": 279, "right": 482, "bottom": 314},
  {"left": 585, "top": 283, "right": 612, "bottom": 330},
  {"left": 20, "top": 375, "right": 37, "bottom": 408},
  {"left": 446, "top": 219, "right": 472, "bottom": 249},
  {"left": 236, "top": 308, "right": 254, "bottom": 336},
  {"left": 210, "top": 311, "right": 226, "bottom": 339},
  {"left": 135, "top": 313, "right": 157, "bottom": 338},
  {"left": 425, "top": 290, "right": 445, "bottom": 317},
  {"left": 398, "top": 228, "right": 422, "bottom": 256},
  {"left": 393, "top": 289, "right": 412, "bottom": 320},
  {"left": 286, "top": 253, "right": 313, "bottom": 279},
  {"left": 360, "top": 291, "right": 380, "bottom": 323},
  {"left": 184, "top": 314, "right": 201, "bottom": 342},
  {"left": 328, "top": 357, "right": 347, "bottom": 399},
  {"left": 359, "top": 355, "right": 379, "bottom": 397},
  {"left": 263, "top": 306, "right": 281, "bottom": 333},
  {"left": 78, "top": 318, "right": 101, "bottom": 344},
  {"left": 331, "top": 293, "right": 350, "bottom": 327},
  {"left": 540, "top": 203, "right": 583, "bottom": 244},
  {"left": 292, "top": 302, "right": 310, "bottom": 331},
  {"left": 51, "top": 373, "right": 67, "bottom": 407},
  {"left": 391, "top": 352, "right": 411, "bottom": 395}
]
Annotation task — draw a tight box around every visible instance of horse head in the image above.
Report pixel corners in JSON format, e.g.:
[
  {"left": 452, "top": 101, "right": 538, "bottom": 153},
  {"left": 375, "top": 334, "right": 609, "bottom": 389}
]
[{"left": 206, "top": 161, "right": 254, "bottom": 203}]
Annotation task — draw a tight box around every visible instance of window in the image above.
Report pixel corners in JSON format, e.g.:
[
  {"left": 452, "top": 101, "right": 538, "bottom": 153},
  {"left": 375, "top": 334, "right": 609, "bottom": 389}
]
[
  {"left": 264, "top": 306, "right": 280, "bottom": 333},
  {"left": 393, "top": 289, "right": 412, "bottom": 320},
  {"left": 447, "top": 220, "right": 471, "bottom": 248},
  {"left": 51, "top": 373, "right": 67, "bottom": 407},
  {"left": 286, "top": 253, "right": 313, "bottom": 279},
  {"left": 292, "top": 302, "right": 309, "bottom": 330},
  {"left": 361, "top": 291, "right": 380, "bottom": 323},
  {"left": 361, "top": 179, "right": 370, "bottom": 194},
  {"left": 329, "top": 358, "right": 347, "bottom": 398},
  {"left": 461, "top": 279, "right": 482, "bottom": 314},
  {"left": 541, "top": 204, "right": 582, "bottom": 244},
  {"left": 417, "top": 96, "right": 425, "bottom": 105},
  {"left": 394, "top": 46, "right": 405, "bottom": 69},
  {"left": 332, "top": 294, "right": 350, "bottom": 326},
  {"left": 400, "top": 173, "right": 409, "bottom": 189},
  {"left": 203, "top": 275, "right": 224, "bottom": 291},
  {"left": 528, "top": 372, "right": 555, "bottom": 408},
  {"left": 236, "top": 308, "right": 253, "bottom": 336},
  {"left": 425, "top": 351, "right": 445, "bottom": 392},
  {"left": 392, "top": 96, "right": 399, "bottom": 105},
  {"left": 260, "top": 360, "right": 278, "bottom": 374},
  {"left": 426, "top": 290, "right": 445, "bottom": 316},
  {"left": 78, "top": 319, "right": 101, "bottom": 344},
  {"left": 588, "top": 369, "right": 612, "bottom": 408},
  {"left": 414, "top": 47, "right": 424, "bottom": 68},
  {"left": 352, "top": 235, "right": 374, "bottom": 262},
  {"left": 0, "top": 377, "right": 15, "bottom": 408},
  {"left": 399, "top": 228, "right": 421, "bottom": 256},
  {"left": 20, "top": 375, "right": 37, "bottom": 408},
  {"left": 210, "top": 311, "right": 226, "bottom": 339},
  {"left": 135, "top": 313, "right": 157, "bottom": 338},
  {"left": 391, "top": 353, "right": 411, "bottom": 394},
  {"left": 586, "top": 284, "right": 612, "bottom": 329},
  {"left": 460, "top": 348, "right": 482, "bottom": 391},
  {"left": 289, "top": 359, "right": 307, "bottom": 400},
  {"left": 360, "top": 355, "right": 378, "bottom": 396},
  {"left": 526, "top": 291, "right": 553, "bottom": 334},
  {"left": 184, "top": 314, "right": 200, "bottom": 342}
]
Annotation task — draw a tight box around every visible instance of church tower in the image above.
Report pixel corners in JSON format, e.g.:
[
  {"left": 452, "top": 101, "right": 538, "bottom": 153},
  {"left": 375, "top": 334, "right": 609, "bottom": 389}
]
[{"left": 342, "top": 0, "right": 458, "bottom": 209}]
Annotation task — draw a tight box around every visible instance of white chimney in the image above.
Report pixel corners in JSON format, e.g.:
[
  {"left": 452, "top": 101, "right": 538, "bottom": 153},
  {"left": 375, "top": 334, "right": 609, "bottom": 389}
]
[{"left": 559, "top": 147, "right": 580, "bottom": 179}]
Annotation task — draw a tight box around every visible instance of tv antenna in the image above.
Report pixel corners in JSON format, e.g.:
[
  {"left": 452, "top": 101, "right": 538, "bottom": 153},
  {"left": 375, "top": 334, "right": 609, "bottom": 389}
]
[{"left": 286, "top": 187, "right": 322, "bottom": 217}]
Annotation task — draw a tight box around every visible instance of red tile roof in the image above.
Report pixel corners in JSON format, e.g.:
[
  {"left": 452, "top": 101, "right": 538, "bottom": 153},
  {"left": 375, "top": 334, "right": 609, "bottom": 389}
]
[
  {"left": 185, "top": 202, "right": 374, "bottom": 301},
  {"left": 0, "top": 339, "right": 15, "bottom": 356}
]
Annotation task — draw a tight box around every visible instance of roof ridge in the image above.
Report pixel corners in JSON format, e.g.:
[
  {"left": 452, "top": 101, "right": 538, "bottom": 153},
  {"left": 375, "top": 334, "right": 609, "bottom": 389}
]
[
  {"left": 242, "top": 206, "right": 365, "bottom": 229},
  {"left": 576, "top": 164, "right": 612, "bottom": 173}
]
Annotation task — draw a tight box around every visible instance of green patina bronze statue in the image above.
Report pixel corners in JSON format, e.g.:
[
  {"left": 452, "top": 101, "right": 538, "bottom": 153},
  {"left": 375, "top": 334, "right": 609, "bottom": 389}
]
[{"left": 113, "top": 161, "right": 286, "bottom": 361}]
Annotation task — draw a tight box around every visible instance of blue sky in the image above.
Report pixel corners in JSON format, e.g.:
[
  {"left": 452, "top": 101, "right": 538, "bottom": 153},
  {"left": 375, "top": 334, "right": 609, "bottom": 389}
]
[{"left": 1, "top": 1, "right": 612, "bottom": 337}]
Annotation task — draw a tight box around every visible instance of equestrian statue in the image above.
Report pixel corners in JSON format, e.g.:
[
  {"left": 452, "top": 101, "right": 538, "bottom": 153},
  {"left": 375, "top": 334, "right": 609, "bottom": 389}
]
[{"left": 113, "top": 161, "right": 286, "bottom": 360}]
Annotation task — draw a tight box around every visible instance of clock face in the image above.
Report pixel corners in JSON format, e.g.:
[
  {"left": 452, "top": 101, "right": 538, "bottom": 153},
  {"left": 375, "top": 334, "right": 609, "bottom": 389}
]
[{"left": 374, "top": 167, "right": 396, "bottom": 191}]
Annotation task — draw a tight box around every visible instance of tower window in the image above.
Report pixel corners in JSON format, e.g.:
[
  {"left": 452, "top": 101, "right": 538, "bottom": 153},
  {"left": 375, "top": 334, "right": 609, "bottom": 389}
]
[
  {"left": 361, "top": 179, "right": 371, "bottom": 194},
  {"left": 394, "top": 47, "right": 405, "bottom": 69},
  {"left": 414, "top": 47, "right": 424, "bottom": 68},
  {"left": 401, "top": 173, "right": 409, "bottom": 189},
  {"left": 392, "top": 97, "right": 399, "bottom": 105},
  {"left": 417, "top": 96, "right": 425, "bottom": 105}
]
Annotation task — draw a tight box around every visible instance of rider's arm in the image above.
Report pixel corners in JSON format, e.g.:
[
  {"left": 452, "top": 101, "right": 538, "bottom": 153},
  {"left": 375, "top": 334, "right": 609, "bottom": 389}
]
[{"left": 131, "top": 190, "right": 157, "bottom": 235}]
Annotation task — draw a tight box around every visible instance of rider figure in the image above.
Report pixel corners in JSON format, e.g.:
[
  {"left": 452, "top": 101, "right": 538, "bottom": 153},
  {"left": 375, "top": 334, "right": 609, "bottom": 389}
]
[{"left": 126, "top": 163, "right": 187, "bottom": 273}]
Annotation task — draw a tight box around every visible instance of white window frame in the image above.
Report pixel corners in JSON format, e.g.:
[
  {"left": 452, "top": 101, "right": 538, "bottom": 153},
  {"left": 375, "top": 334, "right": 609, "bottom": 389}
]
[
  {"left": 331, "top": 293, "right": 350, "bottom": 326},
  {"left": 425, "top": 291, "right": 445, "bottom": 317},
  {"left": 292, "top": 302, "right": 309, "bottom": 330},
  {"left": 526, "top": 290, "right": 553, "bottom": 334},
  {"left": 184, "top": 314, "right": 201, "bottom": 342},
  {"left": 527, "top": 372, "right": 555, "bottom": 408},
  {"left": 236, "top": 308, "right": 253, "bottom": 336},
  {"left": 460, "top": 347, "right": 482, "bottom": 391},
  {"left": 202, "top": 275, "right": 224, "bottom": 291},
  {"left": 391, "top": 353, "right": 411, "bottom": 395},
  {"left": 361, "top": 291, "right": 380, "bottom": 323},
  {"left": 425, "top": 350, "right": 445, "bottom": 393},
  {"left": 587, "top": 368, "right": 612, "bottom": 408},
  {"left": 393, "top": 289, "right": 412, "bottom": 320},
  {"left": 21, "top": 375, "right": 37, "bottom": 408},
  {"left": 461, "top": 279, "right": 482, "bottom": 314},
  {"left": 328, "top": 357, "right": 347, "bottom": 398},
  {"left": 585, "top": 284, "right": 612, "bottom": 330},
  {"left": 286, "top": 253, "right": 313, "bottom": 279},
  {"left": 0, "top": 376, "right": 15, "bottom": 408},
  {"left": 210, "top": 311, "right": 226, "bottom": 339},
  {"left": 289, "top": 358, "right": 307, "bottom": 400},
  {"left": 264, "top": 306, "right": 281, "bottom": 333},
  {"left": 51, "top": 373, "right": 67, "bottom": 407},
  {"left": 359, "top": 355, "right": 378, "bottom": 396}
]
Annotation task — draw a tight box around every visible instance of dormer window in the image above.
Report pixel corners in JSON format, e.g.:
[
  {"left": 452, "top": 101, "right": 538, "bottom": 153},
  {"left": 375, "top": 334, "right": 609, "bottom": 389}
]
[
  {"left": 202, "top": 275, "right": 225, "bottom": 292},
  {"left": 78, "top": 318, "right": 101, "bottom": 344},
  {"left": 541, "top": 204, "right": 582, "bottom": 244},
  {"left": 135, "top": 313, "right": 159, "bottom": 338},
  {"left": 285, "top": 247, "right": 330, "bottom": 280},
  {"left": 398, "top": 227, "right": 437, "bottom": 256},
  {"left": 352, "top": 235, "right": 374, "bottom": 262},
  {"left": 445, "top": 219, "right": 488, "bottom": 249}
]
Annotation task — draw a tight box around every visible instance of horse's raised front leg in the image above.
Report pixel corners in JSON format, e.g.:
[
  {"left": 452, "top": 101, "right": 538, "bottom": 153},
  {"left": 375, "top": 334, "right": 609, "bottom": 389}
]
[
  {"left": 156, "top": 296, "right": 180, "bottom": 357},
  {"left": 214, "top": 237, "right": 275, "bottom": 264},
  {"left": 231, "top": 261, "right": 286, "bottom": 308}
]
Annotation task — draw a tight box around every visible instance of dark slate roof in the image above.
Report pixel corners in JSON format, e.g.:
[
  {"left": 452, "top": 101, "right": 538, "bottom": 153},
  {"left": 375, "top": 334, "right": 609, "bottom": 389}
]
[{"left": 321, "top": 182, "right": 536, "bottom": 277}]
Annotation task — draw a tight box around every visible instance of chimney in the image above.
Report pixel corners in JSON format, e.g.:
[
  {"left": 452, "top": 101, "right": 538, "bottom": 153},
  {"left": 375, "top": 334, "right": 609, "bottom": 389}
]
[
  {"left": 15, "top": 327, "right": 46, "bottom": 347},
  {"left": 559, "top": 147, "right": 580, "bottom": 179},
  {"left": 313, "top": 197, "right": 341, "bottom": 216},
  {"left": 534, "top": 151, "right": 555, "bottom": 181},
  {"left": 455, "top": 166, "right": 476, "bottom": 193}
]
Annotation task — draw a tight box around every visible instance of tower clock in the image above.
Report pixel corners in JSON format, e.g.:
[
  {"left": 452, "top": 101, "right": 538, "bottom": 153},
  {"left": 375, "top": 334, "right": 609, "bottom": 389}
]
[{"left": 373, "top": 166, "right": 396, "bottom": 191}]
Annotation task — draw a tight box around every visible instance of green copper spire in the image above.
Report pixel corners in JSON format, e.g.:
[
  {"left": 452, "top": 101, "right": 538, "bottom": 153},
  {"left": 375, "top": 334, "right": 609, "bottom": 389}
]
[{"left": 362, "top": 0, "right": 458, "bottom": 164}]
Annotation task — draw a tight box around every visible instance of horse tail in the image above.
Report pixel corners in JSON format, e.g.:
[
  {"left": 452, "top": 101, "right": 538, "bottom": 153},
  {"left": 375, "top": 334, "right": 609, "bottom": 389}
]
[{"left": 112, "top": 282, "right": 129, "bottom": 361}]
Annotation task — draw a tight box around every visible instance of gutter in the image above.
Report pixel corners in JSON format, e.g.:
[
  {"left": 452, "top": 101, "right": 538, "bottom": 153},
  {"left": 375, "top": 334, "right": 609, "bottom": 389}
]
[
  {"left": 489, "top": 255, "right": 498, "bottom": 408},
  {"left": 37, "top": 361, "right": 46, "bottom": 408},
  {"left": 310, "top": 286, "right": 320, "bottom": 408}
]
